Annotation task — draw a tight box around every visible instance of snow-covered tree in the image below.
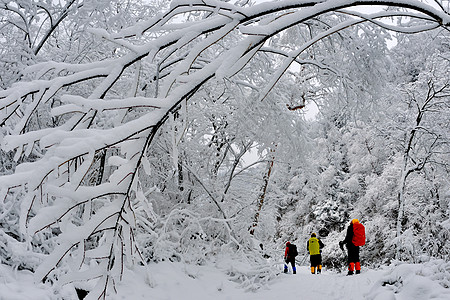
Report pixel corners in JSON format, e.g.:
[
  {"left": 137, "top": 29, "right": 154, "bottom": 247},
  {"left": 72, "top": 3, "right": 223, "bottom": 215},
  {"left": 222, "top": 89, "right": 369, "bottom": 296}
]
[{"left": 0, "top": 0, "right": 449, "bottom": 297}]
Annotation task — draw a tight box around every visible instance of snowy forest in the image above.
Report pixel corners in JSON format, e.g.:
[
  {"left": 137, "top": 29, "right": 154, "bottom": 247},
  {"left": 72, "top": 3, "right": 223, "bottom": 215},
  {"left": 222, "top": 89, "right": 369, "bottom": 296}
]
[{"left": 0, "top": 0, "right": 449, "bottom": 299}]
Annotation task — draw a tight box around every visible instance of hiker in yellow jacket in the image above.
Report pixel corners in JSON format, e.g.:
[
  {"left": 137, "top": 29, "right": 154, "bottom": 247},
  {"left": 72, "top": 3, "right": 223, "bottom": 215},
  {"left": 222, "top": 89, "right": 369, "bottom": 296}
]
[{"left": 307, "top": 233, "right": 325, "bottom": 274}]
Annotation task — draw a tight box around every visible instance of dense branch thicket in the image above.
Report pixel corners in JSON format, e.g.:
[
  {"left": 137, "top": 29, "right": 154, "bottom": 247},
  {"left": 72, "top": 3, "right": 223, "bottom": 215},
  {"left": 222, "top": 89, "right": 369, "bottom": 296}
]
[{"left": 0, "top": 0, "right": 449, "bottom": 298}]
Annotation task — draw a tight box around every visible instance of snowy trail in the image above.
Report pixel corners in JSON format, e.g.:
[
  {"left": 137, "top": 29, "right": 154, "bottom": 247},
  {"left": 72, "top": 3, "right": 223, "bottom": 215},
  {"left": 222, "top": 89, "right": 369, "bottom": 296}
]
[
  {"left": 112, "top": 262, "right": 386, "bottom": 300},
  {"left": 249, "top": 267, "right": 383, "bottom": 300}
]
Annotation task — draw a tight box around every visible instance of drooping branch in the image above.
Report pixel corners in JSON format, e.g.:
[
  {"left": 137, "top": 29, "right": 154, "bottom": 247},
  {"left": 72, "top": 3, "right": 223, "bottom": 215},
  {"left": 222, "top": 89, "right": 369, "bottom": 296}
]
[{"left": 0, "top": 0, "right": 448, "bottom": 295}]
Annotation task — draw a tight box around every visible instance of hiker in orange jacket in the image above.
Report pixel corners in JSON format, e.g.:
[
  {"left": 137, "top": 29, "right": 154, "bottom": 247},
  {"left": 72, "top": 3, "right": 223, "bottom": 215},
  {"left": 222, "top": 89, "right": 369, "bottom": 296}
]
[{"left": 339, "top": 219, "right": 365, "bottom": 275}]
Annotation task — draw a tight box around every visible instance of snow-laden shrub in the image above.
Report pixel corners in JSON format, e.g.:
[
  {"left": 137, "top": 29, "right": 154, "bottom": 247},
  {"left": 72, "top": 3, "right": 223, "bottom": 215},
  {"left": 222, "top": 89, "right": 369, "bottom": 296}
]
[
  {"left": 366, "top": 259, "right": 450, "bottom": 299},
  {"left": 320, "top": 231, "right": 347, "bottom": 270},
  {"left": 137, "top": 207, "right": 220, "bottom": 265},
  {"left": 216, "top": 248, "right": 280, "bottom": 292}
]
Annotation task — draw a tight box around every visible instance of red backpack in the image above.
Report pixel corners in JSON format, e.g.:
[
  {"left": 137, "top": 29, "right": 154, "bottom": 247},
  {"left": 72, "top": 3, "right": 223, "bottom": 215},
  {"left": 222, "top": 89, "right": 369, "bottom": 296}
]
[{"left": 352, "top": 222, "right": 366, "bottom": 246}]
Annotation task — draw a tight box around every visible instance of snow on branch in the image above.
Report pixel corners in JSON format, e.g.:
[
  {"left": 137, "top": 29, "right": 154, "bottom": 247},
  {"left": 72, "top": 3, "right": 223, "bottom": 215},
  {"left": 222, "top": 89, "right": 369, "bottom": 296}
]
[{"left": 0, "top": 0, "right": 448, "bottom": 297}]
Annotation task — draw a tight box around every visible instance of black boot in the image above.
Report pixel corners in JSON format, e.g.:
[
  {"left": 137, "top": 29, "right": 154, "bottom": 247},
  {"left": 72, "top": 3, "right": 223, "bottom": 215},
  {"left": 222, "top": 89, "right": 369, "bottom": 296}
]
[
  {"left": 355, "top": 270, "right": 360, "bottom": 274},
  {"left": 347, "top": 270, "right": 354, "bottom": 276}
]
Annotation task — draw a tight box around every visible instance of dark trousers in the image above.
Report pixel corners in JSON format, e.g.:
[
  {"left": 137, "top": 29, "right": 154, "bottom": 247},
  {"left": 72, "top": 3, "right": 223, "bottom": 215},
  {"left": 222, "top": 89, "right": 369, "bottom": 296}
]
[
  {"left": 285, "top": 257, "right": 296, "bottom": 271},
  {"left": 310, "top": 254, "right": 322, "bottom": 267},
  {"left": 347, "top": 243, "right": 360, "bottom": 263}
]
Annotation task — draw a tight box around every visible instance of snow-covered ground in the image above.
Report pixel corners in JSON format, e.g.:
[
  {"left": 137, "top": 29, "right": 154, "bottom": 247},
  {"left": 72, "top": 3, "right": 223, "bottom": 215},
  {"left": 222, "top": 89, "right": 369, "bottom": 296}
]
[
  {"left": 1, "top": 260, "right": 449, "bottom": 299},
  {"left": 130, "top": 262, "right": 385, "bottom": 300}
]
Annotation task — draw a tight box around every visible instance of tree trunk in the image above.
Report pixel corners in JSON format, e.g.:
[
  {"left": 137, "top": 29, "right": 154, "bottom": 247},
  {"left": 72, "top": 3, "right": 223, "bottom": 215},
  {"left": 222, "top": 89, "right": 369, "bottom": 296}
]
[
  {"left": 250, "top": 146, "right": 276, "bottom": 235},
  {"left": 395, "top": 85, "right": 430, "bottom": 259}
]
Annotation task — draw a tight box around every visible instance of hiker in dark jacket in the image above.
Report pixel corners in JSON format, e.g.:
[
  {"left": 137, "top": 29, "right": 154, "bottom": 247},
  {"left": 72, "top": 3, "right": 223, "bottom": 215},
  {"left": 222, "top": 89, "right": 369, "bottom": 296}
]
[
  {"left": 307, "top": 233, "right": 325, "bottom": 274},
  {"left": 284, "top": 242, "right": 297, "bottom": 274},
  {"left": 339, "top": 219, "right": 365, "bottom": 275}
]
